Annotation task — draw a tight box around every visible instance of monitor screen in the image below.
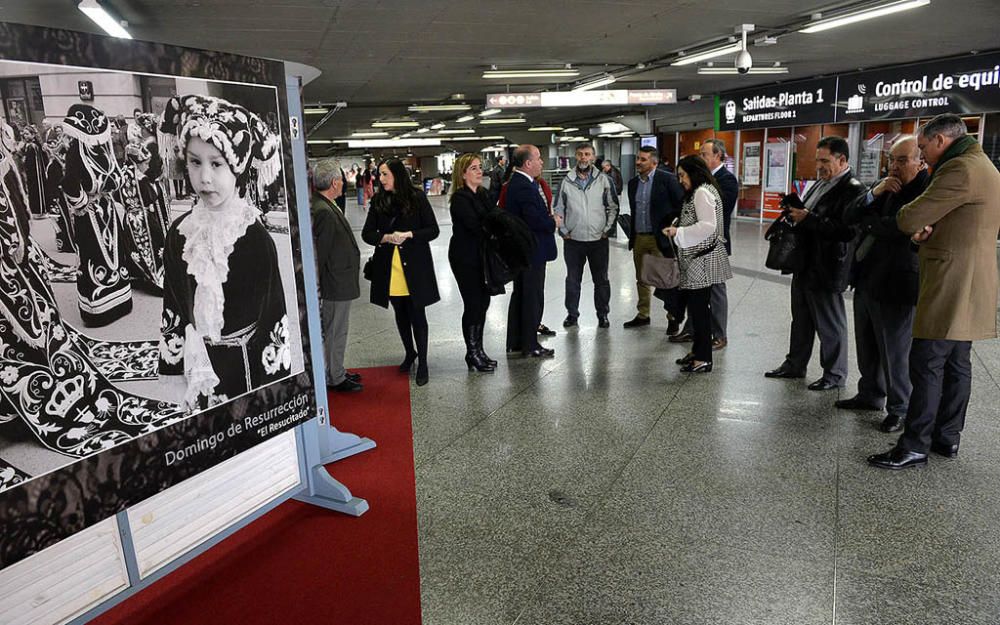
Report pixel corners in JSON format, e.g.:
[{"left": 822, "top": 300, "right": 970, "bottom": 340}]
[{"left": 640, "top": 135, "right": 657, "bottom": 148}]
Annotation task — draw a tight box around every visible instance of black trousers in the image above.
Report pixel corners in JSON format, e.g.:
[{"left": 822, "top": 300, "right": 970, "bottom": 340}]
[
  {"left": 853, "top": 285, "right": 914, "bottom": 416},
  {"left": 564, "top": 238, "right": 610, "bottom": 319},
  {"left": 898, "top": 338, "right": 972, "bottom": 453},
  {"left": 451, "top": 259, "right": 491, "bottom": 328},
  {"left": 390, "top": 296, "right": 429, "bottom": 364},
  {"left": 783, "top": 273, "right": 848, "bottom": 384},
  {"left": 684, "top": 287, "right": 713, "bottom": 362},
  {"left": 507, "top": 263, "right": 545, "bottom": 352},
  {"left": 679, "top": 282, "right": 728, "bottom": 339}
]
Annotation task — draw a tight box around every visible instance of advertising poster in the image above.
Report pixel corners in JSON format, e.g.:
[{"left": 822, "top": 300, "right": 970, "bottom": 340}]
[
  {"left": 0, "top": 22, "right": 316, "bottom": 569},
  {"left": 742, "top": 142, "right": 761, "bottom": 186}
]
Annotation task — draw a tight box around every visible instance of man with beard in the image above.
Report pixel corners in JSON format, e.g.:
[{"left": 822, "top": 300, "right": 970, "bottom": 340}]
[{"left": 553, "top": 143, "right": 618, "bottom": 328}]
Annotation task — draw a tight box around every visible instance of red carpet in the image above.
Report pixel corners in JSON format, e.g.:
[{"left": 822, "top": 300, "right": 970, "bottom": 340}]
[{"left": 91, "top": 366, "right": 421, "bottom": 625}]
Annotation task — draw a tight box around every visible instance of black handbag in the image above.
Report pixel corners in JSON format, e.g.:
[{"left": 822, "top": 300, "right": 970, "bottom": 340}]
[
  {"left": 616, "top": 213, "right": 632, "bottom": 239},
  {"left": 362, "top": 256, "right": 374, "bottom": 280},
  {"left": 764, "top": 213, "right": 800, "bottom": 271}
]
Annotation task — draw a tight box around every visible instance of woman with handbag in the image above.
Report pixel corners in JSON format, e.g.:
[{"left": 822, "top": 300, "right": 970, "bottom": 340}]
[
  {"left": 361, "top": 159, "right": 440, "bottom": 386},
  {"left": 662, "top": 155, "right": 733, "bottom": 373},
  {"left": 449, "top": 153, "right": 496, "bottom": 373}
]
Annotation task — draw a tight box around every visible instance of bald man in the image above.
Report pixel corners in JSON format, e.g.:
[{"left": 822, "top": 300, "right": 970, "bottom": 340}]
[{"left": 841, "top": 136, "right": 928, "bottom": 432}]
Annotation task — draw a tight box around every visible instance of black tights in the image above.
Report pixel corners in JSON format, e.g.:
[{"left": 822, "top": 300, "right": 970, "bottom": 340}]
[{"left": 390, "top": 296, "right": 428, "bottom": 364}]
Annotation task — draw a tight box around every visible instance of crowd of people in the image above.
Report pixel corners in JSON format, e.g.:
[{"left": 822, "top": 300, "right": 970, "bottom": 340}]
[{"left": 311, "top": 112, "right": 1000, "bottom": 470}]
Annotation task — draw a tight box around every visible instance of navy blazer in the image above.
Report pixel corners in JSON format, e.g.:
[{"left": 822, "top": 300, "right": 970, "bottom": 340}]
[
  {"left": 713, "top": 165, "right": 739, "bottom": 255},
  {"left": 505, "top": 171, "right": 556, "bottom": 266},
  {"left": 626, "top": 169, "right": 684, "bottom": 254}
]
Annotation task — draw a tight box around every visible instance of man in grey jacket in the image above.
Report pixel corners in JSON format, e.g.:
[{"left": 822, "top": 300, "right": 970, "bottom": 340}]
[
  {"left": 554, "top": 143, "right": 619, "bottom": 328},
  {"left": 311, "top": 158, "right": 363, "bottom": 392}
]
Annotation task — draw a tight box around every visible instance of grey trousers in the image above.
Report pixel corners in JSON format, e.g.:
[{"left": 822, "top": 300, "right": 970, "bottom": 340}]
[
  {"left": 853, "top": 286, "right": 914, "bottom": 416},
  {"left": 898, "top": 338, "right": 972, "bottom": 453},
  {"left": 783, "top": 273, "right": 849, "bottom": 384},
  {"left": 681, "top": 282, "right": 728, "bottom": 340},
  {"left": 321, "top": 299, "right": 352, "bottom": 385}
]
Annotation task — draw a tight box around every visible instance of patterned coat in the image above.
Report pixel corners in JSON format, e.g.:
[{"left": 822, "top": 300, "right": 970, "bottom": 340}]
[{"left": 675, "top": 184, "right": 732, "bottom": 290}]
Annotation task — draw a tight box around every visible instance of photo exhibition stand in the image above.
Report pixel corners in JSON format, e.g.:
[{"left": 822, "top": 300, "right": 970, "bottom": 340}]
[{"left": 58, "top": 70, "right": 375, "bottom": 625}]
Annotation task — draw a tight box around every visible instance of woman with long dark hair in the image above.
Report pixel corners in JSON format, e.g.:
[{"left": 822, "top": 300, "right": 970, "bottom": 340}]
[
  {"left": 449, "top": 153, "right": 495, "bottom": 373},
  {"left": 661, "top": 154, "right": 732, "bottom": 373},
  {"left": 361, "top": 159, "right": 440, "bottom": 386}
]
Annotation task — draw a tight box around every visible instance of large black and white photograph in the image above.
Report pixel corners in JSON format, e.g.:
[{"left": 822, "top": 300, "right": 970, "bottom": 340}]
[{"left": 0, "top": 60, "right": 305, "bottom": 493}]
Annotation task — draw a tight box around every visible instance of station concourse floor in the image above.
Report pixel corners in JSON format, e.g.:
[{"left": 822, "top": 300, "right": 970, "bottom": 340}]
[{"left": 340, "top": 195, "right": 1000, "bottom": 625}]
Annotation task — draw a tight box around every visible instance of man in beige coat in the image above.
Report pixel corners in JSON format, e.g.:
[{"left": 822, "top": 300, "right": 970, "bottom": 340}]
[{"left": 868, "top": 114, "right": 1000, "bottom": 470}]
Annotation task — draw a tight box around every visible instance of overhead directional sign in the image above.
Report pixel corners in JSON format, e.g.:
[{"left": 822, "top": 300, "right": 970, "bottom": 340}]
[
  {"left": 487, "top": 89, "right": 676, "bottom": 108},
  {"left": 716, "top": 77, "right": 838, "bottom": 131}
]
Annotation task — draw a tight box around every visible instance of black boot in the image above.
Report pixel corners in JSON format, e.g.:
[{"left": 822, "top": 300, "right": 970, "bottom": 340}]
[
  {"left": 473, "top": 324, "right": 497, "bottom": 367},
  {"left": 465, "top": 324, "right": 495, "bottom": 373}
]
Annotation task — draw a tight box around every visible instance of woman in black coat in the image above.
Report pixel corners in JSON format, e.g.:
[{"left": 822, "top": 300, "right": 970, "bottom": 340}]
[
  {"left": 449, "top": 153, "right": 496, "bottom": 373},
  {"left": 361, "top": 159, "right": 440, "bottom": 386}
]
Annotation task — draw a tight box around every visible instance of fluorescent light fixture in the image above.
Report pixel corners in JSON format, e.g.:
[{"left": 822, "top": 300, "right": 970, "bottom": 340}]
[
  {"left": 304, "top": 107, "right": 329, "bottom": 115},
  {"left": 78, "top": 0, "right": 132, "bottom": 39},
  {"left": 430, "top": 122, "right": 446, "bottom": 129},
  {"left": 306, "top": 140, "right": 334, "bottom": 144},
  {"left": 447, "top": 135, "right": 506, "bottom": 142},
  {"left": 483, "top": 68, "right": 580, "bottom": 79},
  {"left": 478, "top": 108, "right": 502, "bottom": 117},
  {"left": 529, "top": 126, "right": 564, "bottom": 132},
  {"left": 697, "top": 65, "right": 789, "bottom": 75},
  {"left": 351, "top": 131, "right": 390, "bottom": 137},
  {"left": 371, "top": 120, "right": 420, "bottom": 128},
  {"left": 800, "top": 0, "right": 930, "bottom": 33},
  {"left": 438, "top": 129, "right": 476, "bottom": 134},
  {"left": 455, "top": 114, "right": 475, "bottom": 123},
  {"left": 415, "top": 127, "right": 431, "bottom": 134},
  {"left": 408, "top": 104, "right": 472, "bottom": 112},
  {"left": 598, "top": 122, "right": 631, "bottom": 133},
  {"left": 348, "top": 138, "right": 442, "bottom": 148},
  {"left": 562, "top": 127, "right": 580, "bottom": 133},
  {"left": 479, "top": 117, "right": 527, "bottom": 125},
  {"left": 670, "top": 42, "right": 742, "bottom": 66},
  {"left": 572, "top": 73, "right": 617, "bottom": 92}
]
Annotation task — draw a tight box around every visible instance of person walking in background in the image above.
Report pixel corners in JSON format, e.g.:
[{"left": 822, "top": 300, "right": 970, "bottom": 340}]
[
  {"left": 765, "top": 136, "right": 865, "bottom": 391},
  {"left": 553, "top": 143, "right": 618, "bottom": 329},
  {"left": 311, "top": 158, "right": 363, "bottom": 393},
  {"left": 505, "top": 144, "right": 559, "bottom": 357},
  {"left": 841, "top": 136, "right": 928, "bottom": 433},
  {"left": 449, "top": 153, "right": 497, "bottom": 373},
  {"left": 601, "top": 159, "right": 623, "bottom": 196},
  {"left": 489, "top": 154, "right": 507, "bottom": 205},
  {"left": 662, "top": 155, "right": 732, "bottom": 374},
  {"left": 868, "top": 114, "right": 1000, "bottom": 470},
  {"left": 361, "top": 159, "right": 440, "bottom": 386}
]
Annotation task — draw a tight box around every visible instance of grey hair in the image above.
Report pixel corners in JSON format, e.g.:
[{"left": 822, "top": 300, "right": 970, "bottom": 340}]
[
  {"left": 704, "top": 138, "right": 726, "bottom": 158},
  {"left": 891, "top": 134, "right": 920, "bottom": 158},
  {"left": 313, "top": 158, "right": 343, "bottom": 191},
  {"left": 575, "top": 142, "right": 595, "bottom": 154},
  {"left": 920, "top": 114, "right": 967, "bottom": 140}
]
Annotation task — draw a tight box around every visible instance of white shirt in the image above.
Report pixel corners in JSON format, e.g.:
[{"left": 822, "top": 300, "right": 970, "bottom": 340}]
[
  {"left": 675, "top": 186, "right": 718, "bottom": 249},
  {"left": 711, "top": 163, "right": 725, "bottom": 176}
]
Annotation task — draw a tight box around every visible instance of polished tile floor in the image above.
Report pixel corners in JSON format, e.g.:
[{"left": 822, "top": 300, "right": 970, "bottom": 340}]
[{"left": 342, "top": 196, "right": 1000, "bottom": 625}]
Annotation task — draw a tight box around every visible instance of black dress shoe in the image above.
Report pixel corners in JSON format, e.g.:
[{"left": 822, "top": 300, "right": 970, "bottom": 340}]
[
  {"left": 399, "top": 353, "right": 417, "bottom": 373},
  {"left": 329, "top": 378, "right": 363, "bottom": 392},
  {"left": 867, "top": 447, "right": 928, "bottom": 470},
  {"left": 764, "top": 367, "right": 805, "bottom": 379},
  {"left": 523, "top": 346, "right": 555, "bottom": 358},
  {"left": 415, "top": 363, "right": 429, "bottom": 386},
  {"left": 345, "top": 371, "right": 362, "bottom": 383},
  {"left": 807, "top": 378, "right": 841, "bottom": 391},
  {"left": 623, "top": 315, "right": 650, "bottom": 328},
  {"left": 879, "top": 414, "right": 905, "bottom": 433},
  {"left": 668, "top": 330, "right": 693, "bottom": 343},
  {"left": 563, "top": 316, "right": 578, "bottom": 328},
  {"left": 835, "top": 396, "right": 884, "bottom": 411},
  {"left": 537, "top": 324, "right": 556, "bottom": 336},
  {"left": 675, "top": 353, "right": 694, "bottom": 365},
  {"left": 930, "top": 441, "right": 959, "bottom": 458},
  {"left": 666, "top": 318, "right": 680, "bottom": 336},
  {"left": 597, "top": 316, "right": 610, "bottom": 328},
  {"left": 680, "top": 361, "right": 713, "bottom": 373}
]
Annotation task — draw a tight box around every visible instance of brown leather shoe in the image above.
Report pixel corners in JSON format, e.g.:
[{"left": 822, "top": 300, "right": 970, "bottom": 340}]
[
  {"left": 712, "top": 337, "right": 728, "bottom": 350},
  {"left": 668, "top": 331, "right": 693, "bottom": 343}
]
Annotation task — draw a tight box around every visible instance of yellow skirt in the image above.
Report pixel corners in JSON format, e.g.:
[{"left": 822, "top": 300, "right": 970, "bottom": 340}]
[{"left": 389, "top": 246, "right": 409, "bottom": 296}]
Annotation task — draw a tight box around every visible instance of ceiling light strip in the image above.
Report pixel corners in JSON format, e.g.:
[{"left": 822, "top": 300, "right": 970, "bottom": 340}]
[
  {"left": 670, "top": 42, "right": 743, "bottom": 66},
  {"left": 800, "top": 0, "right": 930, "bottom": 33}
]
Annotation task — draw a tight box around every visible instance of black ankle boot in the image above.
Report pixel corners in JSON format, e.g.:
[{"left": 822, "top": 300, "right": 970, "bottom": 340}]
[{"left": 471, "top": 325, "right": 497, "bottom": 369}]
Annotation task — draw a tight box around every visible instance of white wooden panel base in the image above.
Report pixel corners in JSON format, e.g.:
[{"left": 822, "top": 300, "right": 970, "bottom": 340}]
[
  {"left": 127, "top": 430, "right": 301, "bottom": 579},
  {"left": 0, "top": 517, "right": 128, "bottom": 625}
]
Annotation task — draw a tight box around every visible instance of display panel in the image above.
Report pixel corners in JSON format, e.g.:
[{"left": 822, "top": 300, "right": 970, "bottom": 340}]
[{"left": 0, "top": 22, "right": 316, "bottom": 569}]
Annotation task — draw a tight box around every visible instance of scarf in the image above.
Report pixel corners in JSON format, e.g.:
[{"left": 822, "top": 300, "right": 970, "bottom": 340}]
[{"left": 930, "top": 135, "right": 977, "bottom": 181}]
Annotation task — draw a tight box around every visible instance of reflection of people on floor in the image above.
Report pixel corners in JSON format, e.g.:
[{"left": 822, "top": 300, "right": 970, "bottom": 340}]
[
  {"left": 62, "top": 104, "right": 133, "bottom": 327},
  {"left": 157, "top": 95, "right": 290, "bottom": 410},
  {"left": 44, "top": 126, "right": 76, "bottom": 253},
  {"left": 18, "top": 124, "right": 47, "bottom": 219},
  {"left": 0, "top": 117, "right": 181, "bottom": 469},
  {"left": 117, "top": 143, "right": 166, "bottom": 293}
]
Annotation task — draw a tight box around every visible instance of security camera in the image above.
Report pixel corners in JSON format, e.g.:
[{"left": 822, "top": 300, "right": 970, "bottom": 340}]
[{"left": 735, "top": 49, "right": 753, "bottom": 74}]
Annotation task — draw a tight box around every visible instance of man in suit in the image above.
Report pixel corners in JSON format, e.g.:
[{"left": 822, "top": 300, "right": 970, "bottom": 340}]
[
  {"left": 624, "top": 145, "right": 684, "bottom": 329},
  {"left": 669, "top": 139, "right": 739, "bottom": 349},
  {"left": 311, "top": 158, "right": 363, "bottom": 392},
  {"left": 489, "top": 154, "right": 508, "bottom": 204},
  {"left": 841, "top": 136, "right": 928, "bottom": 433},
  {"left": 766, "top": 136, "right": 866, "bottom": 390},
  {"left": 505, "top": 144, "right": 559, "bottom": 357},
  {"left": 869, "top": 114, "right": 1000, "bottom": 470}
]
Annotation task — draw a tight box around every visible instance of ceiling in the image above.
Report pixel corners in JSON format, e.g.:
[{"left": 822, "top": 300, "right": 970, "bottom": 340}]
[{"left": 3, "top": 0, "right": 1000, "bottom": 156}]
